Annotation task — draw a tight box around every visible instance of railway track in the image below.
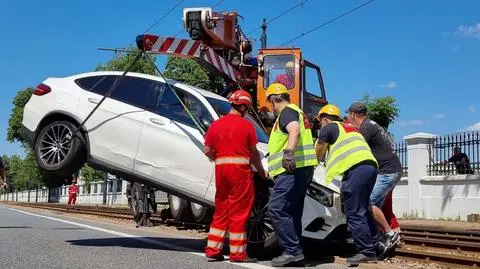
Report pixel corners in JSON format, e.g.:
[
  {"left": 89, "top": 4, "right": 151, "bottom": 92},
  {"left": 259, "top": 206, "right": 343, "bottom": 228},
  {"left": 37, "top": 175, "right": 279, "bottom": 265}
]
[
  {"left": 3, "top": 202, "right": 480, "bottom": 267},
  {"left": 394, "top": 224, "right": 480, "bottom": 267}
]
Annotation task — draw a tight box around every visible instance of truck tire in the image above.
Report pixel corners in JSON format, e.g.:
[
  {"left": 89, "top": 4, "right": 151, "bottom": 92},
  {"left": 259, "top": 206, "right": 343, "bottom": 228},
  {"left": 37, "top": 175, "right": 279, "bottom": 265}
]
[
  {"left": 168, "top": 195, "right": 191, "bottom": 221},
  {"left": 129, "top": 182, "right": 143, "bottom": 223},
  {"left": 34, "top": 121, "right": 86, "bottom": 177},
  {"left": 189, "top": 202, "right": 212, "bottom": 223}
]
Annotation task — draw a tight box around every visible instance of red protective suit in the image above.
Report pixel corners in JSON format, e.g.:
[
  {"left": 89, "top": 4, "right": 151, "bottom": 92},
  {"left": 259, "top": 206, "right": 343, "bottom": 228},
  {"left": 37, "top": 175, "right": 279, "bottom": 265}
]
[
  {"left": 68, "top": 184, "right": 78, "bottom": 206},
  {"left": 382, "top": 190, "right": 400, "bottom": 230},
  {"left": 204, "top": 113, "right": 257, "bottom": 261}
]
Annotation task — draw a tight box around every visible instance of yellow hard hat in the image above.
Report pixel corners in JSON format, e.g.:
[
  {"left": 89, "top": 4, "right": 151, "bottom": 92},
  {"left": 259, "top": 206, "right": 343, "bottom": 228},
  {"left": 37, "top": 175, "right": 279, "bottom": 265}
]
[
  {"left": 266, "top": 83, "right": 289, "bottom": 100},
  {"left": 285, "top": 61, "right": 294, "bottom": 68},
  {"left": 317, "top": 104, "right": 341, "bottom": 119}
]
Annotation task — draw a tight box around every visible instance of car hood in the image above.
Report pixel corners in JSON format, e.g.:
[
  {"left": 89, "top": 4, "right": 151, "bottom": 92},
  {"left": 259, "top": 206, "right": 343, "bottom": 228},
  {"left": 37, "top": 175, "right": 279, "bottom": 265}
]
[{"left": 256, "top": 143, "right": 341, "bottom": 194}]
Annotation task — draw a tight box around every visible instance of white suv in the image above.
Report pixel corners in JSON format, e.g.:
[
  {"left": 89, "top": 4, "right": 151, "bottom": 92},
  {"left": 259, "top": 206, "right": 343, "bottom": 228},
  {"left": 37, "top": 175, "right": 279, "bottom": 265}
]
[{"left": 20, "top": 71, "right": 347, "bottom": 253}]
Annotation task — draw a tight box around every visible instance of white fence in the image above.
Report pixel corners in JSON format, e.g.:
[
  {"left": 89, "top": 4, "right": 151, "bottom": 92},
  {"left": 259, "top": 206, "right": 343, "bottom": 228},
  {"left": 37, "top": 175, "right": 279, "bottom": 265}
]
[{"left": 392, "top": 133, "right": 480, "bottom": 221}]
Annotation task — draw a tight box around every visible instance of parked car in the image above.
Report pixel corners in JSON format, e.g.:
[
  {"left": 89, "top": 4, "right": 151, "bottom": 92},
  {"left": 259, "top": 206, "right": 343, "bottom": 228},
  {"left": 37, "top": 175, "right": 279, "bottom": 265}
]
[{"left": 20, "top": 71, "right": 347, "bottom": 253}]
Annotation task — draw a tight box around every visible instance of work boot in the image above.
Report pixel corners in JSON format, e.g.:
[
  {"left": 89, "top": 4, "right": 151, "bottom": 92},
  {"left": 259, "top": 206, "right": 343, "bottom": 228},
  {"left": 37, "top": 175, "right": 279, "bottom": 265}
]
[
  {"left": 230, "top": 257, "right": 258, "bottom": 263},
  {"left": 346, "top": 253, "right": 377, "bottom": 266},
  {"left": 206, "top": 254, "right": 225, "bottom": 262},
  {"left": 271, "top": 252, "right": 304, "bottom": 267},
  {"left": 377, "top": 231, "right": 400, "bottom": 259}
]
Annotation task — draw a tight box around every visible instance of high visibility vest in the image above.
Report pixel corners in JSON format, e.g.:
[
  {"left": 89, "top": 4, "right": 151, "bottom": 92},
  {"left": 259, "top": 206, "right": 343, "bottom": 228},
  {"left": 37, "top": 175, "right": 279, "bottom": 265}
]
[
  {"left": 325, "top": 122, "right": 378, "bottom": 184},
  {"left": 267, "top": 104, "right": 318, "bottom": 177}
]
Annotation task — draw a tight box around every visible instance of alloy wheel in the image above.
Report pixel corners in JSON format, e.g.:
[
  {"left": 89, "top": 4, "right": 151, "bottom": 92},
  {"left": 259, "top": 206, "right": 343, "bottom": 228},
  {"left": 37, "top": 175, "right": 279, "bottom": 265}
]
[
  {"left": 247, "top": 190, "right": 275, "bottom": 245},
  {"left": 38, "top": 123, "right": 73, "bottom": 166}
]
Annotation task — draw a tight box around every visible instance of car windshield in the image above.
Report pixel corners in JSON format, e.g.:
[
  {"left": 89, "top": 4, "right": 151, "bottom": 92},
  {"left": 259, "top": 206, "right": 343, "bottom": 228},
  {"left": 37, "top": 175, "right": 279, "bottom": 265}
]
[{"left": 206, "top": 97, "right": 269, "bottom": 144}]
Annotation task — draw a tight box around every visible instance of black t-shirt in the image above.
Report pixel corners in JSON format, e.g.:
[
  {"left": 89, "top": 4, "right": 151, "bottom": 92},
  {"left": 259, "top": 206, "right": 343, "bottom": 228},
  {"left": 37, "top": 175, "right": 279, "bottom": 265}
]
[
  {"left": 359, "top": 119, "right": 402, "bottom": 174},
  {"left": 279, "top": 107, "right": 299, "bottom": 133},
  {"left": 317, "top": 123, "right": 340, "bottom": 144}
]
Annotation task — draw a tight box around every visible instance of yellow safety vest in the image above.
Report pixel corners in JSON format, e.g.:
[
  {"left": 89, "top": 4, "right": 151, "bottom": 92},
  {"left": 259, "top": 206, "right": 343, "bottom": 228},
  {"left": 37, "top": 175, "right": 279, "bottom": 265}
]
[
  {"left": 325, "top": 122, "right": 378, "bottom": 184},
  {"left": 267, "top": 104, "right": 318, "bottom": 177}
]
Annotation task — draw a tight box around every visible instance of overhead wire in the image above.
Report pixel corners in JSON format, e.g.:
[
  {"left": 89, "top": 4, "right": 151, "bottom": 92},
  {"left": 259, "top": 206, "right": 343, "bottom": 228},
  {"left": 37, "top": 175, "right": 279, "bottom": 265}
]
[
  {"left": 127, "top": 0, "right": 186, "bottom": 47},
  {"left": 279, "top": 0, "right": 378, "bottom": 47},
  {"left": 245, "top": 0, "right": 309, "bottom": 36}
]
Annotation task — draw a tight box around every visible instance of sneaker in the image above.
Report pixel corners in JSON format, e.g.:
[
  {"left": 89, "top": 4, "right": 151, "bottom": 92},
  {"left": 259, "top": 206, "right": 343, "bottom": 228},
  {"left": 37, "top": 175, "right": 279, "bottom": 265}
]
[
  {"left": 230, "top": 257, "right": 258, "bottom": 263},
  {"left": 377, "top": 231, "right": 400, "bottom": 259},
  {"left": 206, "top": 254, "right": 225, "bottom": 262},
  {"left": 346, "top": 253, "right": 377, "bottom": 266},
  {"left": 271, "top": 252, "right": 304, "bottom": 267}
]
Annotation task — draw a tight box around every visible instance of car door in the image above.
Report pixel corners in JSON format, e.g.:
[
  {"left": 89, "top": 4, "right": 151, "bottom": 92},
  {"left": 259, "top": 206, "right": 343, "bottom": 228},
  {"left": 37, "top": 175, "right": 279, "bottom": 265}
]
[
  {"left": 75, "top": 75, "right": 155, "bottom": 172},
  {"left": 134, "top": 83, "right": 214, "bottom": 200}
]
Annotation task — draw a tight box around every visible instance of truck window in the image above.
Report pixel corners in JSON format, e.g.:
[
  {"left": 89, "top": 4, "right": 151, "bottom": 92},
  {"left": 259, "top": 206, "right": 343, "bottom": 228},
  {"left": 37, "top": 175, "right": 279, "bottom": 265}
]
[{"left": 263, "top": 55, "right": 296, "bottom": 90}]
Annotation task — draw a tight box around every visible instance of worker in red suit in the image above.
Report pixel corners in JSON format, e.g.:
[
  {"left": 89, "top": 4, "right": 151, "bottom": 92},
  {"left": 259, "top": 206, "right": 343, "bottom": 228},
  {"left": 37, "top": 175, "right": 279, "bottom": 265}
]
[
  {"left": 67, "top": 176, "right": 78, "bottom": 209},
  {"left": 203, "top": 89, "right": 268, "bottom": 263},
  {"left": 274, "top": 61, "right": 295, "bottom": 89}
]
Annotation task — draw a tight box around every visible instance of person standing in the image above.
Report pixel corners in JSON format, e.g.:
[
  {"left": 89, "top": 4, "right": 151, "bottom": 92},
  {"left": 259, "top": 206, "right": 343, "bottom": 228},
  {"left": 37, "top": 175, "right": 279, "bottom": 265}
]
[
  {"left": 203, "top": 89, "right": 267, "bottom": 263},
  {"left": 0, "top": 156, "right": 6, "bottom": 190},
  {"left": 346, "top": 101, "right": 402, "bottom": 257},
  {"left": 315, "top": 104, "right": 379, "bottom": 265},
  {"left": 265, "top": 83, "right": 318, "bottom": 267},
  {"left": 67, "top": 176, "right": 78, "bottom": 209}
]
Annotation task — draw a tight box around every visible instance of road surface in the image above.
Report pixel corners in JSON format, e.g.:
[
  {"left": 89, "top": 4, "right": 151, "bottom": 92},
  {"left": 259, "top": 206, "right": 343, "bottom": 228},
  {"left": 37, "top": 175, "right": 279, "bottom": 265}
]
[{"left": 0, "top": 204, "right": 386, "bottom": 269}]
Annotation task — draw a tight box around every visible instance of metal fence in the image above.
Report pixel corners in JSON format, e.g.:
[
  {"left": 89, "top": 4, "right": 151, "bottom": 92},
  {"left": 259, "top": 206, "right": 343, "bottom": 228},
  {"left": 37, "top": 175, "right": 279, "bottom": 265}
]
[
  {"left": 393, "top": 141, "right": 408, "bottom": 177},
  {"left": 428, "top": 131, "right": 480, "bottom": 176}
]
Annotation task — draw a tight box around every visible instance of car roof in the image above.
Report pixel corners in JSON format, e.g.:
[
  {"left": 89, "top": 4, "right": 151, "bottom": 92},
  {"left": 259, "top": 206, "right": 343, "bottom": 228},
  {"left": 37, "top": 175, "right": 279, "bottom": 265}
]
[{"left": 67, "top": 71, "right": 229, "bottom": 102}]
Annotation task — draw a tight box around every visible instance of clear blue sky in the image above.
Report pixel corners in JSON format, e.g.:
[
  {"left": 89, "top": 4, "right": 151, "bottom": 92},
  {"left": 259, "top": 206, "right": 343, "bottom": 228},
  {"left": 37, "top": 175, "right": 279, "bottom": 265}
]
[{"left": 1, "top": 0, "right": 479, "bottom": 157}]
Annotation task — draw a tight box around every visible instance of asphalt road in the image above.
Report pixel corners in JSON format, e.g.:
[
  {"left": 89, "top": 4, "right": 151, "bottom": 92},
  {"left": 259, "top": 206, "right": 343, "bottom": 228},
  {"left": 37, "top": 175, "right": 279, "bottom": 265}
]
[{"left": 0, "top": 204, "right": 377, "bottom": 269}]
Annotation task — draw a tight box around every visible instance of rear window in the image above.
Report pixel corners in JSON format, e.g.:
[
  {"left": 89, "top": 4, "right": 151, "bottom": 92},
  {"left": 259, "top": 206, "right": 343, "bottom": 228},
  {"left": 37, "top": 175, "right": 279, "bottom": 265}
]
[{"left": 75, "top": 75, "right": 118, "bottom": 96}]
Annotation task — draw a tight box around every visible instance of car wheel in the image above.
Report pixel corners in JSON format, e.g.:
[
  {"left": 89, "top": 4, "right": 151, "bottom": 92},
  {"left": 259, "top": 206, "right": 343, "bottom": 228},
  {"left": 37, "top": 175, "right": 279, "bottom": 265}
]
[
  {"left": 34, "top": 121, "right": 85, "bottom": 177},
  {"left": 130, "top": 182, "right": 143, "bottom": 223},
  {"left": 247, "top": 184, "right": 279, "bottom": 258},
  {"left": 168, "top": 195, "right": 191, "bottom": 221},
  {"left": 190, "top": 202, "right": 212, "bottom": 223}
]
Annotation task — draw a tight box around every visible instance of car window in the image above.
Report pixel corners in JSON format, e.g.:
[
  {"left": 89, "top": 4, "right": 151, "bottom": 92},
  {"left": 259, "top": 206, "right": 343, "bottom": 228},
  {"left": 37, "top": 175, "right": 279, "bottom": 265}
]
[
  {"left": 155, "top": 86, "right": 213, "bottom": 127},
  {"left": 75, "top": 75, "right": 161, "bottom": 110},
  {"left": 75, "top": 75, "right": 117, "bottom": 96},
  {"left": 205, "top": 97, "right": 269, "bottom": 144},
  {"left": 110, "top": 76, "right": 160, "bottom": 110}
]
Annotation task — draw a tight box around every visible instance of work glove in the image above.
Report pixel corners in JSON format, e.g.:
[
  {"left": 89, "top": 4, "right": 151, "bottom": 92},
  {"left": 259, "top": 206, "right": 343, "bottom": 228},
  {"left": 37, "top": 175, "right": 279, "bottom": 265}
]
[{"left": 282, "top": 149, "right": 296, "bottom": 173}]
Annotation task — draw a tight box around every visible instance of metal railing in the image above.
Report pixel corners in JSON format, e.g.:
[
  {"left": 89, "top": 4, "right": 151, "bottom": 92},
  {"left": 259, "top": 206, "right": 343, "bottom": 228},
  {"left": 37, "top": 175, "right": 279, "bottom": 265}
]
[
  {"left": 428, "top": 131, "right": 480, "bottom": 176},
  {"left": 394, "top": 141, "right": 408, "bottom": 177}
]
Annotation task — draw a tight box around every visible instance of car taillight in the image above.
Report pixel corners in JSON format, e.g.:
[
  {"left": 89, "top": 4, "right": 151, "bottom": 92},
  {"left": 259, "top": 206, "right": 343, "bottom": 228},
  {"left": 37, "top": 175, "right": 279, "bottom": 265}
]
[{"left": 33, "top": 84, "right": 51, "bottom": 96}]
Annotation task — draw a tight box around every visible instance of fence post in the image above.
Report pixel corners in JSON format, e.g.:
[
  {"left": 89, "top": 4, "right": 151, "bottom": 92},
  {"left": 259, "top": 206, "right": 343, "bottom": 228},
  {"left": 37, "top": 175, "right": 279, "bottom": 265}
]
[{"left": 404, "top": 132, "right": 437, "bottom": 218}]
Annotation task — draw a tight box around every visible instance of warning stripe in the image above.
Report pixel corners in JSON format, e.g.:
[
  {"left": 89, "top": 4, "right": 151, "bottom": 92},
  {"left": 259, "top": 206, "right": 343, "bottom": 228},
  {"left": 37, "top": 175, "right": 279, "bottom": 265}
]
[{"left": 141, "top": 35, "right": 238, "bottom": 83}]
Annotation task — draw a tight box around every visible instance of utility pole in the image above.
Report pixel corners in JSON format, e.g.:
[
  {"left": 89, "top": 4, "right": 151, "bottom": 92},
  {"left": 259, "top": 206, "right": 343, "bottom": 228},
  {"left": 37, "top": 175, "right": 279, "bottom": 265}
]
[
  {"left": 260, "top": 18, "right": 267, "bottom": 49},
  {"left": 102, "top": 171, "right": 108, "bottom": 205}
]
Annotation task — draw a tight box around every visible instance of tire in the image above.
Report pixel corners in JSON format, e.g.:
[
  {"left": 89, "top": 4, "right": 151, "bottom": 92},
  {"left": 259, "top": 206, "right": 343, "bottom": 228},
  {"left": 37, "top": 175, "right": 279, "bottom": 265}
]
[
  {"left": 247, "top": 182, "right": 279, "bottom": 258},
  {"left": 34, "top": 121, "right": 86, "bottom": 177},
  {"left": 168, "top": 195, "right": 191, "bottom": 221},
  {"left": 129, "top": 182, "right": 144, "bottom": 223},
  {"left": 190, "top": 202, "right": 212, "bottom": 223}
]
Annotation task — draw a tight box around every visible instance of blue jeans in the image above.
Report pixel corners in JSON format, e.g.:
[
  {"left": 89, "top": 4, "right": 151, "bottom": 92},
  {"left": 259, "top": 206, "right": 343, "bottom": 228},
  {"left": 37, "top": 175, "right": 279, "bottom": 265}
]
[
  {"left": 268, "top": 166, "right": 314, "bottom": 255},
  {"left": 342, "top": 164, "right": 378, "bottom": 257},
  {"left": 370, "top": 172, "right": 402, "bottom": 207}
]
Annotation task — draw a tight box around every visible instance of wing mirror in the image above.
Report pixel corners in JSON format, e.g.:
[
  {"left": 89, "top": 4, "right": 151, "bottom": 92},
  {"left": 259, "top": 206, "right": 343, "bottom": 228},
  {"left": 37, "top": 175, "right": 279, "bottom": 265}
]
[{"left": 199, "top": 116, "right": 213, "bottom": 130}]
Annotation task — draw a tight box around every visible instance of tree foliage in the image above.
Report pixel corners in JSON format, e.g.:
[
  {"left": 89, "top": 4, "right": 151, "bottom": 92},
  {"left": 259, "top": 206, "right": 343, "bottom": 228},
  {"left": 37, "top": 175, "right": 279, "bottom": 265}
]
[
  {"left": 7, "top": 88, "right": 34, "bottom": 144},
  {"left": 361, "top": 94, "right": 400, "bottom": 130},
  {"left": 80, "top": 164, "right": 105, "bottom": 185},
  {"left": 95, "top": 48, "right": 157, "bottom": 75},
  {"left": 163, "top": 56, "right": 225, "bottom": 94}
]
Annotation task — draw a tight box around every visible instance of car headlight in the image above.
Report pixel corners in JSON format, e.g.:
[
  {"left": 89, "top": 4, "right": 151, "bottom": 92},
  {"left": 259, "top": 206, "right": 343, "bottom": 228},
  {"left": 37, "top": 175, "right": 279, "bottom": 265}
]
[{"left": 306, "top": 182, "right": 334, "bottom": 207}]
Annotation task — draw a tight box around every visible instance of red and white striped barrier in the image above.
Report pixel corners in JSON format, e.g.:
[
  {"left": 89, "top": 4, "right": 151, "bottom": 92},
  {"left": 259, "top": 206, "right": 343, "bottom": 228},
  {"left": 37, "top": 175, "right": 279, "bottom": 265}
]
[{"left": 138, "top": 34, "right": 240, "bottom": 84}]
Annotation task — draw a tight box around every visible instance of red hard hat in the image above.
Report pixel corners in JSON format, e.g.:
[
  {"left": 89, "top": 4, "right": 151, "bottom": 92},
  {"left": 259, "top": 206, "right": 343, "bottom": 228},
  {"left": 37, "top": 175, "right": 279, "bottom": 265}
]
[{"left": 229, "top": 89, "right": 253, "bottom": 107}]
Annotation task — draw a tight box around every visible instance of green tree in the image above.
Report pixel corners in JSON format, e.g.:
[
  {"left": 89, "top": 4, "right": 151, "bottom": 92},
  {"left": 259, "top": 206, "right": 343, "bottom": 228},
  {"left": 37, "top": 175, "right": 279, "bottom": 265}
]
[
  {"left": 163, "top": 56, "right": 225, "bottom": 93},
  {"left": 7, "top": 88, "right": 34, "bottom": 145},
  {"left": 95, "top": 48, "right": 157, "bottom": 75},
  {"left": 361, "top": 94, "right": 400, "bottom": 130},
  {"left": 80, "top": 164, "right": 105, "bottom": 185}
]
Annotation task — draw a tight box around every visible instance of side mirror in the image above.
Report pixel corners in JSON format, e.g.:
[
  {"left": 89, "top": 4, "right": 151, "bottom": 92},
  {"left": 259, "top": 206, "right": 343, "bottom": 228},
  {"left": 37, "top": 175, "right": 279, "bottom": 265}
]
[{"left": 199, "top": 116, "right": 213, "bottom": 130}]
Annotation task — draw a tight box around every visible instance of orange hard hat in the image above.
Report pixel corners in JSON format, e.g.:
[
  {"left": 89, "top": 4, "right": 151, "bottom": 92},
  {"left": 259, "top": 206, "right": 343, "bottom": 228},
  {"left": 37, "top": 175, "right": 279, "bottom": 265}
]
[{"left": 229, "top": 89, "right": 253, "bottom": 107}]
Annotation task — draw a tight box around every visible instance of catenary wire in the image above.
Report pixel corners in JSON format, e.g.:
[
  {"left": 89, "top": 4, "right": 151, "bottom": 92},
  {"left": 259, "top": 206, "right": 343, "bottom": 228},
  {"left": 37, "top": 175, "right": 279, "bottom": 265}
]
[{"left": 279, "top": 0, "right": 377, "bottom": 47}]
